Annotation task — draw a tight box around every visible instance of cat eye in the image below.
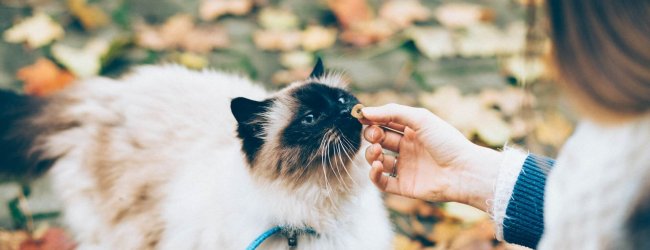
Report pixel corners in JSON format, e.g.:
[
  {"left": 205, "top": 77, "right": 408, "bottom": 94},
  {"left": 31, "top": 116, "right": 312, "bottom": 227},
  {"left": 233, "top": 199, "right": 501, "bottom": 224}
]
[{"left": 301, "top": 113, "right": 317, "bottom": 125}]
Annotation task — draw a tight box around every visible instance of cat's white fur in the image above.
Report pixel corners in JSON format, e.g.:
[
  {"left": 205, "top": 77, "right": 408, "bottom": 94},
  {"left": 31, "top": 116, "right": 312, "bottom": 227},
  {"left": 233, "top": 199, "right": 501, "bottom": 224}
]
[{"left": 42, "top": 65, "right": 392, "bottom": 249}]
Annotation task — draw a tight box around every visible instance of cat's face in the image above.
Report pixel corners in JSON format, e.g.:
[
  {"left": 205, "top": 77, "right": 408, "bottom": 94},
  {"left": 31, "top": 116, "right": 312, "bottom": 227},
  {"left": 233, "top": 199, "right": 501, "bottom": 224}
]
[{"left": 231, "top": 60, "right": 362, "bottom": 187}]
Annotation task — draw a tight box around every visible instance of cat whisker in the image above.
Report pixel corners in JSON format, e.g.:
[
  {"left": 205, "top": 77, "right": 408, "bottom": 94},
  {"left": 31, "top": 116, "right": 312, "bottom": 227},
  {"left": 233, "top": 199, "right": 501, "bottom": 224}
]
[
  {"left": 334, "top": 138, "right": 352, "bottom": 192},
  {"left": 333, "top": 135, "right": 357, "bottom": 190}
]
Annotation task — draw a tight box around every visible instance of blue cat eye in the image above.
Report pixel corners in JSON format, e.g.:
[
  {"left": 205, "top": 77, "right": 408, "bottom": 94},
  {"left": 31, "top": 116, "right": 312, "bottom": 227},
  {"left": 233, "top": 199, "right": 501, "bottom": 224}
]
[{"left": 301, "top": 113, "right": 316, "bottom": 125}]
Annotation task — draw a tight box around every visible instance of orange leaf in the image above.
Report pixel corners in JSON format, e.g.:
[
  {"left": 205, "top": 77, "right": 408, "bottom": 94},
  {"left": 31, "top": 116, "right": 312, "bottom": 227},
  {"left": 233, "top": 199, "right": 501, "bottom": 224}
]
[
  {"left": 19, "top": 228, "right": 76, "bottom": 250},
  {"left": 327, "top": 0, "right": 373, "bottom": 29},
  {"left": 17, "top": 58, "right": 75, "bottom": 96}
]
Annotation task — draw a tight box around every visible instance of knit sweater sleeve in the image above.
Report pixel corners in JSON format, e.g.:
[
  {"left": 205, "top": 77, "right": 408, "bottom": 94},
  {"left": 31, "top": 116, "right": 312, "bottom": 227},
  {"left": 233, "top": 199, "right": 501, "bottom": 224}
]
[
  {"left": 492, "top": 150, "right": 555, "bottom": 249},
  {"left": 491, "top": 148, "right": 555, "bottom": 248},
  {"left": 503, "top": 154, "right": 554, "bottom": 248}
]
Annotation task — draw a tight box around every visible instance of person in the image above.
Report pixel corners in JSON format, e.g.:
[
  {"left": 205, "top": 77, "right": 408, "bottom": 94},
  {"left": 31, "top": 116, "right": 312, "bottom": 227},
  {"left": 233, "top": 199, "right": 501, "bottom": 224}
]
[{"left": 359, "top": 0, "right": 650, "bottom": 249}]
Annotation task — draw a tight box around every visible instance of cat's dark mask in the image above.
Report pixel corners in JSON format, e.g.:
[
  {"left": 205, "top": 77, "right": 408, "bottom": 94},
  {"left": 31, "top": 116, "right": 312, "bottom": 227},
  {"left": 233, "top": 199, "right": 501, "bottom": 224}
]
[{"left": 230, "top": 59, "right": 362, "bottom": 183}]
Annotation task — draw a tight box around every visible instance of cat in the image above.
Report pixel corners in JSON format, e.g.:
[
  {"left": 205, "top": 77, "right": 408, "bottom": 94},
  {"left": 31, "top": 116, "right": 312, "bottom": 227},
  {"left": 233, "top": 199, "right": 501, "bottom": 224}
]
[{"left": 0, "top": 60, "right": 393, "bottom": 249}]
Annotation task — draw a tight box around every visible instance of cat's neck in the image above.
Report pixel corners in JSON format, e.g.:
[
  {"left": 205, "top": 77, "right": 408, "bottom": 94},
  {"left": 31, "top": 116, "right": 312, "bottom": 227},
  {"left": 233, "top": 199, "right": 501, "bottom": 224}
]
[{"left": 247, "top": 165, "right": 366, "bottom": 232}]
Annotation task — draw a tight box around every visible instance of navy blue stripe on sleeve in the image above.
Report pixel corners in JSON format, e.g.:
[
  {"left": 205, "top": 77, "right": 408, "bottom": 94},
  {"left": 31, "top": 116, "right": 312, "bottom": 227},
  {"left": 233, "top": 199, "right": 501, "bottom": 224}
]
[{"left": 503, "top": 154, "right": 555, "bottom": 248}]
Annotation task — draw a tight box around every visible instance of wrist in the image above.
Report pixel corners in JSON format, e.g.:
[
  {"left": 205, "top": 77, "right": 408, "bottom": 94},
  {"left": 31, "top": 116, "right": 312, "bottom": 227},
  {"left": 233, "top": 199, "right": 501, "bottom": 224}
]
[{"left": 453, "top": 145, "right": 504, "bottom": 212}]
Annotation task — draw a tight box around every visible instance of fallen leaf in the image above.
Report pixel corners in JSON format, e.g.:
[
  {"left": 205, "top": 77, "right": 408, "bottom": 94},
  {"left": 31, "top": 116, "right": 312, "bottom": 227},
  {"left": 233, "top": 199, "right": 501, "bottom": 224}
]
[
  {"left": 535, "top": 112, "right": 573, "bottom": 147},
  {"left": 499, "top": 22, "right": 527, "bottom": 55},
  {"left": 271, "top": 68, "right": 311, "bottom": 85},
  {"left": 19, "top": 228, "right": 76, "bottom": 250},
  {"left": 407, "top": 27, "right": 455, "bottom": 59},
  {"left": 419, "top": 86, "right": 482, "bottom": 137},
  {"left": 428, "top": 219, "right": 462, "bottom": 247},
  {"left": 3, "top": 13, "right": 64, "bottom": 48},
  {"left": 340, "top": 19, "right": 396, "bottom": 47},
  {"left": 327, "top": 0, "right": 373, "bottom": 29},
  {"left": 253, "top": 30, "right": 302, "bottom": 51},
  {"left": 393, "top": 235, "right": 422, "bottom": 250},
  {"left": 0, "top": 230, "right": 29, "bottom": 250},
  {"left": 417, "top": 203, "right": 445, "bottom": 219},
  {"left": 199, "top": 0, "right": 254, "bottom": 20},
  {"left": 356, "top": 90, "right": 418, "bottom": 107},
  {"left": 279, "top": 51, "right": 314, "bottom": 70},
  {"left": 443, "top": 202, "right": 488, "bottom": 224},
  {"left": 479, "top": 87, "right": 536, "bottom": 117},
  {"left": 257, "top": 8, "right": 300, "bottom": 30},
  {"left": 434, "top": 3, "right": 491, "bottom": 28},
  {"left": 503, "top": 55, "right": 546, "bottom": 83},
  {"left": 379, "top": 0, "right": 430, "bottom": 28},
  {"left": 385, "top": 194, "right": 421, "bottom": 214},
  {"left": 135, "top": 14, "right": 229, "bottom": 53},
  {"left": 51, "top": 39, "right": 110, "bottom": 78},
  {"left": 452, "top": 225, "right": 501, "bottom": 250},
  {"left": 67, "top": 0, "right": 109, "bottom": 30},
  {"left": 175, "top": 52, "right": 209, "bottom": 69},
  {"left": 17, "top": 58, "right": 75, "bottom": 96},
  {"left": 301, "top": 26, "right": 337, "bottom": 51},
  {"left": 476, "top": 111, "right": 512, "bottom": 146},
  {"left": 457, "top": 24, "right": 504, "bottom": 58}
]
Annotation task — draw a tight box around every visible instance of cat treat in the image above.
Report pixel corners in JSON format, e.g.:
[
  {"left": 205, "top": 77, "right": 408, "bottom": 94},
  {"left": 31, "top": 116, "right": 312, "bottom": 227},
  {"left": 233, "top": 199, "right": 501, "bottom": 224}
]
[{"left": 351, "top": 104, "right": 365, "bottom": 119}]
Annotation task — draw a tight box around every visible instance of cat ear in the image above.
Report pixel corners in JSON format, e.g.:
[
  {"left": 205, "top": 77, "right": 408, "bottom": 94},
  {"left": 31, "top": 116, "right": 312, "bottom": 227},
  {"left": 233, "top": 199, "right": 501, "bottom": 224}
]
[
  {"left": 309, "top": 58, "right": 325, "bottom": 78},
  {"left": 231, "top": 97, "right": 272, "bottom": 164},
  {"left": 230, "top": 97, "right": 268, "bottom": 124}
]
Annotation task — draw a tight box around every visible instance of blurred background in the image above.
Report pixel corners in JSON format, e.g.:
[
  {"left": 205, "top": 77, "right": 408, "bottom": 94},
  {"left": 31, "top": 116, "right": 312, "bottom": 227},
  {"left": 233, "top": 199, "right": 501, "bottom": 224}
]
[{"left": 0, "top": 0, "right": 573, "bottom": 249}]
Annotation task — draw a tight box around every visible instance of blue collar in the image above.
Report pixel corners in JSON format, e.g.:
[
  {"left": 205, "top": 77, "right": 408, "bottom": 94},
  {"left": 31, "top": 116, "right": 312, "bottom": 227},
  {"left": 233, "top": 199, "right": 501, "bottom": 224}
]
[{"left": 246, "top": 226, "right": 318, "bottom": 250}]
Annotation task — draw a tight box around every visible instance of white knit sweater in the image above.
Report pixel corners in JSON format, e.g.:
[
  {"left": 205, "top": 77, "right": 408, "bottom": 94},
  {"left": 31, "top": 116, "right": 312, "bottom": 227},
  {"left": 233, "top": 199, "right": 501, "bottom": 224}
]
[{"left": 493, "top": 115, "right": 650, "bottom": 249}]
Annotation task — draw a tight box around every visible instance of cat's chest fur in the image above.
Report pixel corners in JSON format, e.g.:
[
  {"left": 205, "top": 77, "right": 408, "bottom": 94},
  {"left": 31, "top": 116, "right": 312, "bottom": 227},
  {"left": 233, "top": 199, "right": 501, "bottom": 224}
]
[{"left": 42, "top": 65, "right": 392, "bottom": 249}]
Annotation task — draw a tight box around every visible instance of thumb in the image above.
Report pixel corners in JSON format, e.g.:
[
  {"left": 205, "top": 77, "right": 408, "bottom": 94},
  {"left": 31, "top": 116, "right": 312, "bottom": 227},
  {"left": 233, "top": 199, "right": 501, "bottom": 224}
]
[{"left": 361, "top": 103, "right": 429, "bottom": 130}]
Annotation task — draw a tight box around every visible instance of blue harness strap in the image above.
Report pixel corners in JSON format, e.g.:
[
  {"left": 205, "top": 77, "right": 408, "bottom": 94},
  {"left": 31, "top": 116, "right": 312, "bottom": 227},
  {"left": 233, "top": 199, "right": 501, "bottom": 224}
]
[{"left": 246, "top": 226, "right": 317, "bottom": 250}]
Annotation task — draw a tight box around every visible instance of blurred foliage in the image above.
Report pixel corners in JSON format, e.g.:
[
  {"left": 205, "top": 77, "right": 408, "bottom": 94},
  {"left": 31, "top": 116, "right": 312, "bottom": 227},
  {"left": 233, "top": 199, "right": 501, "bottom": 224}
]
[{"left": 0, "top": 0, "right": 572, "bottom": 249}]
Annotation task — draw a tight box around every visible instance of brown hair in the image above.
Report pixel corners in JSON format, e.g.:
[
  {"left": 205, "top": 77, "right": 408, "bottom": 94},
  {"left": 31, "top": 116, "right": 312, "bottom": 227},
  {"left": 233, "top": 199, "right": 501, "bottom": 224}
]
[{"left": 546, "top": 0, "right": 650, "bottom": 119}]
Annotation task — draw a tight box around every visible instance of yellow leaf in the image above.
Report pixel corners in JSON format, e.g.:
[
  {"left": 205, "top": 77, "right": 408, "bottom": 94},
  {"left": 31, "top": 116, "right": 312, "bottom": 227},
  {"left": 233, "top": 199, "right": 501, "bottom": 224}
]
[
  {"left": 280, "top": 51, "right": 314, "bottom": 70},
  {"left": 535, "top": 112, "right": 573, "bottom": 147},
  {"left": 176, "top": 53, "right": 209, "bottom": 69},
  {"left": 258, "top": 8, "right": 300, "bottom": 31},
  {"left": 393, "top": 235, "right": 422, "bottom": 250},
  {"left": 67, "top": 0, "right": 109, "bottom": 30},
  {"left": 301, "top": 26, "right": 337, "bottom": 52}
]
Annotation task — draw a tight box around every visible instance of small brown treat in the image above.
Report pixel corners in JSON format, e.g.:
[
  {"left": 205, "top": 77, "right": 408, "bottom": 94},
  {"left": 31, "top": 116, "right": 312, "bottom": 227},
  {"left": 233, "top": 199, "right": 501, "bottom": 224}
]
[{"left": 351, "top": 104, "right": 365, "bottom": 119}]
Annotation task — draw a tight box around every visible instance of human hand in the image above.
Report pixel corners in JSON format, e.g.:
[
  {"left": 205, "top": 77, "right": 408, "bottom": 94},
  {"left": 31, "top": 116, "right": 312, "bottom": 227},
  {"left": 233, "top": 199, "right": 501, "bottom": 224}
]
[{"left": 359, "top": 104, "right": 503, "bottom": 212}]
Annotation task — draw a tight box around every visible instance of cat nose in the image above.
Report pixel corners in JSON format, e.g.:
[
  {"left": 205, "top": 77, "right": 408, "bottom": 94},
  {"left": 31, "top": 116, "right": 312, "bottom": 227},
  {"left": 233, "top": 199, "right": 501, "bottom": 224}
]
[{"left": 339, "top": 100, "right": 358, "bottom": 115}]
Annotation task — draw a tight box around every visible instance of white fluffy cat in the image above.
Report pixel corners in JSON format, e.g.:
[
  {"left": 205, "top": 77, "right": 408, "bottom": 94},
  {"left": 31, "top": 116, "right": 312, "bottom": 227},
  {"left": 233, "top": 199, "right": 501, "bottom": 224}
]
[{"left": 0, "top": 61, "right": 393, "bottom": 249}]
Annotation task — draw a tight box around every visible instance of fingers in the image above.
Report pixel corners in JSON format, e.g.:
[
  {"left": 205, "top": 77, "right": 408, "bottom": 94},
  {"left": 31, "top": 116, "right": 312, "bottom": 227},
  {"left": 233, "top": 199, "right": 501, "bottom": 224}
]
[
  {"left": 369, "top": 160, "right": 399, "bottom": 193},
  {"left": 365, "top": 143, "right": 384, "bottom": 165},
  {"left": 364, "top": 144, "right": 397, "bottom": 174},
  {"left": 364, "top": 125, "right": 404, "bottom": 152},
  {"left": 360, "top": 103, "right": 430, "bottom": 130}
]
